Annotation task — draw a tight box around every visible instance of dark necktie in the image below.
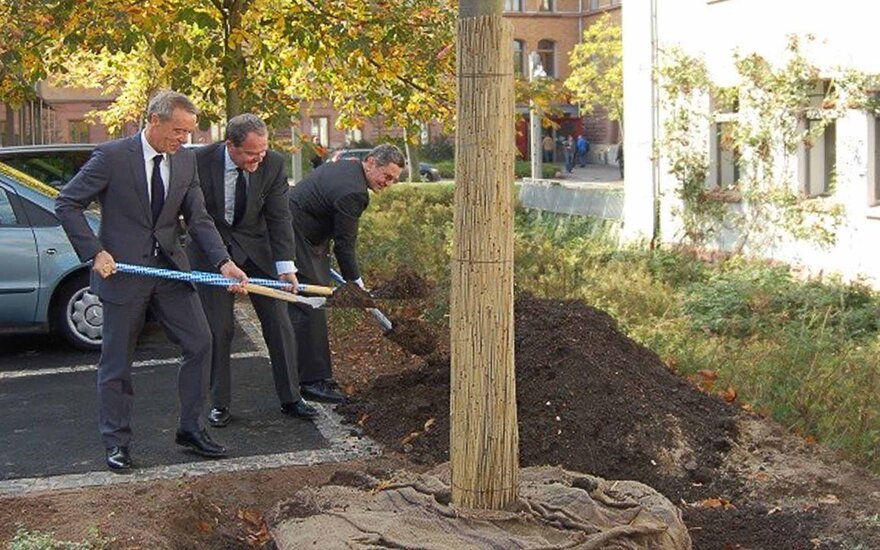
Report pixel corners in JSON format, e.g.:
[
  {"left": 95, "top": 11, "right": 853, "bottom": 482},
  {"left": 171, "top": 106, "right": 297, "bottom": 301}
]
[
  {"left": 233, "top": 168, "right": 247, "bottom": 225},
  {"left": 150, "top": 154, "right": 165, "bottom": 225}
]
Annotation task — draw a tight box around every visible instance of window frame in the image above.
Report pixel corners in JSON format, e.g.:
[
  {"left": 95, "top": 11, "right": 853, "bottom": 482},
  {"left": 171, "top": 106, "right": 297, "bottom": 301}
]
[{"left": 536, "top": 39, "right": 556, "bottom": 78}]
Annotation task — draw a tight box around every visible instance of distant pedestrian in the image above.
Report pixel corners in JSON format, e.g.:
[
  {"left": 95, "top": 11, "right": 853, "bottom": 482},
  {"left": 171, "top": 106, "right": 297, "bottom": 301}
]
[
  {"left": 563, "top": 136, "right": 575, "bottom": 174},
  {"left": 576, "top": 135, "right": 589, "bottom": 167},
  {"left": 541, "top": 135, "right": 554, "bottom": 163},
  {"left": 616, "top": 143, "right": 624, "bottom": 178}
]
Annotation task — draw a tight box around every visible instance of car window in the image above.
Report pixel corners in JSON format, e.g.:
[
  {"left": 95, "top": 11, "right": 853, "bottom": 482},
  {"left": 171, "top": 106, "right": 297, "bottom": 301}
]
[
  {"left": 2, "top": 150, "right": 92, "bottom": 191},
  {"left": 0, "top": 190, "right": 19, "bottom": 226},
  {"left": 0, "top": 161, "right": 59, "bottom": 198},
  {"left": 20, "top": 196, "right": 60, "bottom": 227}
]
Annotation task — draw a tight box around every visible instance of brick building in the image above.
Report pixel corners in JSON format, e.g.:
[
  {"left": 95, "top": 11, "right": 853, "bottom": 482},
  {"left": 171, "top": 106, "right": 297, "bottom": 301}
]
[{"left": 1, "top": 2, "right": 622, "bottom": 160}]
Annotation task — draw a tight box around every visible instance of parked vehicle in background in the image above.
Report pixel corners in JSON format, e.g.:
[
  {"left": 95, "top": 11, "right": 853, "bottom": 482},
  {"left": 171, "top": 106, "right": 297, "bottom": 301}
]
[
  {"left": 0, "top": 144, "right": 94, "bottom": 192},
  {"left": 328, "top": 147, "right": 442, "bottom": 182},
  {"left": 0, "top": 158, "right": 101, "bottom": 350}
]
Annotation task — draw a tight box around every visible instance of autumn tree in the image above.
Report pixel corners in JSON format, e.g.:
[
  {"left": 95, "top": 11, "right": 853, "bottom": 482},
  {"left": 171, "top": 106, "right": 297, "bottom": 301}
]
[
  {"left": 2, "top": 0, "right": 456, "bottom": 136},
  {"left": 565, "top": 13, "right": 623, "bottom": 126}
]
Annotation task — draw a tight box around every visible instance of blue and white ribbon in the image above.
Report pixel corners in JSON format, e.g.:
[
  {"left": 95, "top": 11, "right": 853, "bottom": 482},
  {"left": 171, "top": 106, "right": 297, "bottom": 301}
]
[{"left": 114, "top": 262, "right": 318, "bottom": 292}]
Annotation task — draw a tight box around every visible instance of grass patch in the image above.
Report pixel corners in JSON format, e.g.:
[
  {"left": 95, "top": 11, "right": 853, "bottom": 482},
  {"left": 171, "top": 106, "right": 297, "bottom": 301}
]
[{"left": 10, "top": 526, "right": 107, "bottom": 550}]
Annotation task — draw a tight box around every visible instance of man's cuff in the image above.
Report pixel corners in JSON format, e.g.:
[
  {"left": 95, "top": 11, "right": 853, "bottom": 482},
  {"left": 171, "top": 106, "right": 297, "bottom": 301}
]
[
  {"left": 276, "top": 260, "right": 297, "bottom": 275},
  {"left": 215, "top": 257, "right": 231, "bottom": 270}
]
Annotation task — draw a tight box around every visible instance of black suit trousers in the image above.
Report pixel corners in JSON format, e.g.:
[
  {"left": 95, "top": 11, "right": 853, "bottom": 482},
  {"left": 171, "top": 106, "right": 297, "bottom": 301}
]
[
  {"left": 197, "top": 260, "right": 301, "bottom": 408},
  {"left": 288, "top": 231, "right": 333, "bottom": 383}
]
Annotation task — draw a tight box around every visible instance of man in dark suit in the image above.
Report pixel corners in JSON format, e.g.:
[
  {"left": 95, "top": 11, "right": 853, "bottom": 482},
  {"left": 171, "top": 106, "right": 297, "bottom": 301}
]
[
  {"left": 188, "top": 113, "right": 318, "bottom": 426},
  {"left": 56, "top": 91, "right": 248, "bottom": 472},
  {"left": 288, "top": 144, "right": 405, "bottom": 403}
]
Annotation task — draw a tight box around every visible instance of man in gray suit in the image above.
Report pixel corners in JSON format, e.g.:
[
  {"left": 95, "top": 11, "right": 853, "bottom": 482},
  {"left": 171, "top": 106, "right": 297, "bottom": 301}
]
[
  {"left": 188, "top": 114, "right": 318, "bottom": 427},
  {"left": 56, "top": 91, "right": 248, "bottom": 472}
]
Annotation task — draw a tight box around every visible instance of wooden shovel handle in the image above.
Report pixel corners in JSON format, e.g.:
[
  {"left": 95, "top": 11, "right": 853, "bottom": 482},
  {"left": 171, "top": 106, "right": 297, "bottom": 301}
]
[
  {"left": 297, "top": 283, "right": 334, "bottom": 296},
  {"left": 244, "top": 283, "right": 304, "bottom": 303}
]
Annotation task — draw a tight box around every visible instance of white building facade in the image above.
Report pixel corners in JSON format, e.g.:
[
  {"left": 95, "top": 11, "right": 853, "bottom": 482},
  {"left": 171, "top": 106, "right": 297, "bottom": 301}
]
[{"left": 622, "top": 0, "right": 880, "bottom": 284}]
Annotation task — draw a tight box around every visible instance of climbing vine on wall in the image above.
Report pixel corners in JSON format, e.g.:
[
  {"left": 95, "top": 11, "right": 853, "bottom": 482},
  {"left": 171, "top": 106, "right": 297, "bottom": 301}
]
[{"left": 657, "top": 36, "right": 880, "bottom": 252}]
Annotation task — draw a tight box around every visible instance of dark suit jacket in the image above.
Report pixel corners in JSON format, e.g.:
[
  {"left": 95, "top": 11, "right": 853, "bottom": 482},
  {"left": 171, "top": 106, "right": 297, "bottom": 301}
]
[
  {"left": 288, "top": 159, "right": 369, "bottom": 280},
  {"left": 187, "top": 143, "right": 295, "bottom": 277},
  {"left": 56, "top": 135, "right": 228, "bottom": 304}
]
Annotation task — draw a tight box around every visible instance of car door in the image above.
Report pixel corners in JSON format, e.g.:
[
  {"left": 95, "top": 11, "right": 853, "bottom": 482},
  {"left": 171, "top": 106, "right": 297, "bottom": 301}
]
[{"left": 0, "top": 182, "right": 40, "bottom": 326}]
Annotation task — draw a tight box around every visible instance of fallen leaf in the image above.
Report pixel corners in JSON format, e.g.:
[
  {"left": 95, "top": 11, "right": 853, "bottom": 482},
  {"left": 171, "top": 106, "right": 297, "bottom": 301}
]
[
  {"left": 719, "top": 386, "right": 737, "bottom": 403},
  {"left": 423, "top": 417, "right": 435, "bottom": 431},
  {"left": 196, "top": 521, "right": 213, "bottom": 534},
  {"left": 357, "top": 413, "right": 370, "bottom": 427},
  {"left": 767, "top": 506, "right": 781, "bottom": 515},
  {"left": 817, "top": 494, "right": 839, "bottom": 505},
  {"left": 697, "top": 369, "right": 718, "bottom": 380},
  {"left": 804, "top": 435, "right": 818, "bottom": 445},
  {"left": 692, "top": 497, "right": 733, "bottom": 509},
  {"left": 401, "top": 431, "right": 422, "bottom": 445},
  {"left": 236, "top": 508, "right": 264, "bottom": 528}
]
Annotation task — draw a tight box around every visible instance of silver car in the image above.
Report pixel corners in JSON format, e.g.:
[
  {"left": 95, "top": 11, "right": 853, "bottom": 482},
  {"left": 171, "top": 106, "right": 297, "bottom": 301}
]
[{"left": 0, "top": 159, "right": 101, "bottom": 350}]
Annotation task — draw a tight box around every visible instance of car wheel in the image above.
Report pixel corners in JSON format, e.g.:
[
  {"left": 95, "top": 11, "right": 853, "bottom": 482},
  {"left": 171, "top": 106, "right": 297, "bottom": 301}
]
[{"left": 54, "top": 273, "right": 102, "bottom": 351}]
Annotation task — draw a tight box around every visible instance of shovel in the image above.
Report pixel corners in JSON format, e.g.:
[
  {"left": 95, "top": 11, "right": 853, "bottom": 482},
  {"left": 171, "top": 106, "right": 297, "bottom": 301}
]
[{"left": 329, "top": 268, "right": 394, "bottom": 332}]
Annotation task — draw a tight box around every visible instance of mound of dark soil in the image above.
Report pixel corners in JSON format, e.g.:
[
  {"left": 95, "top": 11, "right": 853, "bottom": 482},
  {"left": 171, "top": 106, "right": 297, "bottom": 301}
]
[
  {"left": 340, "top": 295, "right": 739, "bottom": 500},
  {"left": 338, "top": 295, "right": 829, "bottom": 548},
  {"left": 370, "top": 266, "right": 433, "bottom": 299},
  {"left": 384, "top": 315, "right": 438, "bottom": 356},
  {"left": 326, "top": 283, "right": 375, "bottom": 309}
]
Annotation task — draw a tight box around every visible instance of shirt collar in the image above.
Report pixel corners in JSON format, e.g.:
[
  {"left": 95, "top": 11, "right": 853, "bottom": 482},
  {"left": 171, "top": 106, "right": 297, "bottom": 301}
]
[
  {"left": 223, "top": 145, "right": 238, "bottom": 173},
  {"left": 140, "top": 130, "right": 162, "bottom": 162}
]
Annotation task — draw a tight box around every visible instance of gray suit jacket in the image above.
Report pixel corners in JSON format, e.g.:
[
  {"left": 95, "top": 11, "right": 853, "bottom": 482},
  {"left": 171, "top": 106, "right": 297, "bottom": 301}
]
[
  {"left": 56, "top": 135, "right": 228, "bottom": 304},
  {"left": 188, "top": 142, "right": 295, "bottom": 277}
]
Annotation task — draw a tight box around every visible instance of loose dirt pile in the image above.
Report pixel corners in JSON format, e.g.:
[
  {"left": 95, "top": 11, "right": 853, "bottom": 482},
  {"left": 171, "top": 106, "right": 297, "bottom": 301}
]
[
  {"left": 337, "top": 294, "right": 880, "bottom": 549},
  {"left": 384, "top": 315, "right": 438, "bottom": 356},
  {"left": 370, "top": 266, "right": 433, "bottom": 299},
  {"left": 324, "top": 283, "right": 375, "bottom": 309}
]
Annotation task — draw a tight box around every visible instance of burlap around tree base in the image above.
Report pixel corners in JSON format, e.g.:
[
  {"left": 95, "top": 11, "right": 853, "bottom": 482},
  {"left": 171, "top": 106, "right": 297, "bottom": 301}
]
[{"left": 269, "top": 465, "right": 691, "bottom": 550}]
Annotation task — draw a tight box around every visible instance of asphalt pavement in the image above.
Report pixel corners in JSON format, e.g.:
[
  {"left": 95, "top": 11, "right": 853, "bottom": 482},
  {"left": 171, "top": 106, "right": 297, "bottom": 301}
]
[{"left": 0, "top": 306, "right": 378, "bottom": 495}]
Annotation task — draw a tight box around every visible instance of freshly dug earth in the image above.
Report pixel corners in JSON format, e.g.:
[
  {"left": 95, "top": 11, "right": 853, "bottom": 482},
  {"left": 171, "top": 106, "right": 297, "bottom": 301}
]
[
  {"left": 384, "top": 314, "right": 438, "bottom": 356},
  {"left": 370, "top": 265, "right": 433, "bottom": 299},
  {"left": 337, "top": 295, "right": 880, "bottom": 550},
  {"left": 324, "top": 282, "right": 375, "bottom": 309}
]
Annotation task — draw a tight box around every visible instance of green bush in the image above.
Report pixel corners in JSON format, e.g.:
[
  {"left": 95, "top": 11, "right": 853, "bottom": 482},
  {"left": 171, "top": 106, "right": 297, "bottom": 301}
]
[
  {"left": 682, "top": 261, "right": 880, "bottom": 339},
  {"left": 420, "top": 136, "right": 454, "bottom": 161}
]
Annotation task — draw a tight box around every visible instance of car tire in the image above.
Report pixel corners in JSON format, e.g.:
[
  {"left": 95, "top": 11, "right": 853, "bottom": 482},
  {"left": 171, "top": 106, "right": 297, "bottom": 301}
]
[{"left": 53, "top": 273, "right": 102, "bottom": 351}]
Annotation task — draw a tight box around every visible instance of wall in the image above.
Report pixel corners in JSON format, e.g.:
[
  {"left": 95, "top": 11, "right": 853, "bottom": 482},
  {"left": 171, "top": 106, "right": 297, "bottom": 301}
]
[{"left": 623, "top": 0, "right": 880, "bottom": 284}]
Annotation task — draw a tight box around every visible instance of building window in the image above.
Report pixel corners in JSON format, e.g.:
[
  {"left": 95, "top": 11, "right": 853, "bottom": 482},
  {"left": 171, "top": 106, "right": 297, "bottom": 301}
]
[
  {"left": 802, "top": 119, "right": 836, "bottom": 197},
  {"left": 801, "top": 81, "right": 835, "bottom": 197},
  {"left": 712, "top": 120, "right": 739, "bottom": 188},
  {"left": 591, "top": 0, "right": 620, "bottom": 10},
  {"left": 345, "top": 127, "right": 363, "bottom": 145},
  {"left": 871, "top": 116, "right": 880, "bottom": 206},
  {"left": 68, "top": 120, "right": 89, "bottom": 143},
  {"left": 537, "top": 40, "right": 555, "bottom": 78},
  {"left": 513, "top": 39, "right": 525, "bottom": 76},
  {"left": 540, "top": 0, "right": 554, "bottom": 11},
  {"left": 310, "top": 116, "right": 329, "bottom": 148},
  {"left": 505, "top": 0, "right": 523, "bottom": 11}
]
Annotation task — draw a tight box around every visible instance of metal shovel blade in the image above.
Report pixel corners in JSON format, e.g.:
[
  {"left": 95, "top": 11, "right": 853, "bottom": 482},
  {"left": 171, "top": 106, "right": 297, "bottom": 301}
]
[{"left": 289, "top": 295, "right": 327, "bottom": 309}]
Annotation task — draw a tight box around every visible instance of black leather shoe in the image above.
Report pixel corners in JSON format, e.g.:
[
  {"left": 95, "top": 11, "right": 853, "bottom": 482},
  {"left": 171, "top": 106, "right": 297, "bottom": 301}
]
[
  {"left": 281, "top": 398, "right": 319, "bottom": 419},
  {"left": 106, "top": 446, "right": 132, "bottom": 471},
  {"left": 208, "top": 407, "right": 231, "bottom": 427},
  {"left": 300, "top": 379, "right": 346, "bottom": 403},
  {"left": 175, "top": 428, "right": 228, "bottom": 458}
]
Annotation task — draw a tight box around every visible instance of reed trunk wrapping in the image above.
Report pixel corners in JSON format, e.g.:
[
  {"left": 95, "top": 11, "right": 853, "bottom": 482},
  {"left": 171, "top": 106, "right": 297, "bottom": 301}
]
[{"left": 450, "top": 14, "right": 519, "bottom": 510}]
